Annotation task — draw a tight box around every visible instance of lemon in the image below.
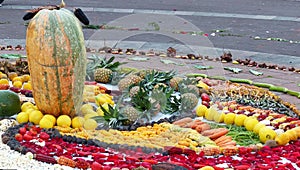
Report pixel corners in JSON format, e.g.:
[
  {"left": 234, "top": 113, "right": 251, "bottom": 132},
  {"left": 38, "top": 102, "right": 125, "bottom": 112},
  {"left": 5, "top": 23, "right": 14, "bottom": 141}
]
[
  {"left": 253, "top": 122, "right": 266, "bottom": 134},
  {"left": 43, "top": 114, "right": 56, "bottom": 125},
  {"left": 205, "top": 107, "right": 218, "bottom": 121},
  {"left": 214, "top": 111, "right": 225, "bottom": 123},
  {"left": 12, "top": 76, "right": 23, "bottom": 83},
  {"left": 234, "top": 114, "right": 248, "bottom": 126},
  {"left": 21, "top": 102, "right": 34, "bottom": 112},
  {"left": 16, "top": 112, "right": 29, "bottom": 124},
  {"left": 80, "top": 103, "right": 94, "bottom": 115},
  {"left": 13, "top": 80, "right": 23, "bottom": 88},
  {"left": 83, "top": 119, "right": 98, "bottom": 130},
  {"left": 29, "top": 110, "right": 44, "bottom": 125},
  {"left": 195, "top": 104, "right": 208, "bottom": 117},
  {"left": 39, "top": 117, "right": 54, "bottom": 129},
  {"left": 244, "top": 118, "right": 259, "bottom": 131},
  {"left": 84, "top": 111, "right": 98, "bottom": 120},
  {"left": 244, "top": 116, "right": 255, "bottom": 126},
  {"left": 22, "top": 74, "right": 31, "bottom": 82},
  {"left": 56, "top": 115, "right": 72, "bottom": 127},
  {"left": 72, "top": 116, "right": 85, "bottom": 128},
  {"left": 199, "top": 166, "right": 214, "bottom": 170},
  {"left": 22, "top": 83, "right": 32, "bottom": 90},
  {"left": 224, "top": 113, "right": 236, "bottom": 124},
  {"left": 0, "top": 79, "right": 9, "bottom": 85}
]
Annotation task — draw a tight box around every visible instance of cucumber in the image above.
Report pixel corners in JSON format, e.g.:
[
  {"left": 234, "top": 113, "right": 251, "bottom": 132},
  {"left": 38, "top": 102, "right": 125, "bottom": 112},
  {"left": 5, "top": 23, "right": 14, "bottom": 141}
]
[
  {"left": 185, "top": 73, "right": 207, "bottom": 78},
  {"left": 229, "top": 78, "right": 253, "bottom": 84},
  {"left": 286, "top": 90, "right": 300, "bottom": 97},
  {"left": 253, "top": 82, "right": 273, "bottom": 88},
  {"left": 207, "top": 75, "right": 226, "bottom": 81},
  {"left": 269, "top": 86, "right": 288, "bottom": 93}
]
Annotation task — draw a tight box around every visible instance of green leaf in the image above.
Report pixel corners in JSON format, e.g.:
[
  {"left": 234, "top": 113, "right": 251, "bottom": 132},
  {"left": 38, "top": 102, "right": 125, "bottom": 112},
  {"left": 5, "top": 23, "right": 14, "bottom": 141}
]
[
  {"left": 224, "top": 67, "right": 242, "bottom": 74},
  {"left": 160, "top": 59, "right": 184, "bottom": 66},
  {"left": 0, "top": 54, "right": 26, "bottom": 59},
  {"left": 194, "top": 65, "right": 213, "bottom": 70},
  {"left": 249, "top": 69, "right": 263, "bottom": 76},
  {"left": 128, "top": 57, "right": 149, "bottom": 61},
  {"left": 298, "top": 83, "right": 300, "bottom": 87}
]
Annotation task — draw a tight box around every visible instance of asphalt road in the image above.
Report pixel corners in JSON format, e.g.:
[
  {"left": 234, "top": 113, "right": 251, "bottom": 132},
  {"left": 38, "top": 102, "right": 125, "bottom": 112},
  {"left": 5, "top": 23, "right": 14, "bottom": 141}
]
[{"left": 0, "top": 0, "right": 300, "bottom": 58}]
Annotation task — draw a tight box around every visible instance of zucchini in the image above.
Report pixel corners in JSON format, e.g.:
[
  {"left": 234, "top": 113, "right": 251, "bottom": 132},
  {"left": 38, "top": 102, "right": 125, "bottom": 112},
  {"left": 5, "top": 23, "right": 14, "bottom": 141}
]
[
  {"left": 185, "top": 73, "right": 207, "bottom": 78},
  {"left": 253, "top": 82, "right": 273, "bottom": 88},
  {"left": 207, "top": 75, "right": 226, "bottom": 81},
  {"left": 269, "top": 86, "right": 288, "bottom": 93},
  {"left": 286, "top": 90, "right": 300, "bottom": 97},
  {"left": 74, "top": 8, "right": 90, "bottom": 25},
  {"left": 229, "top": 78, "right": 253, "bottom": 84}
]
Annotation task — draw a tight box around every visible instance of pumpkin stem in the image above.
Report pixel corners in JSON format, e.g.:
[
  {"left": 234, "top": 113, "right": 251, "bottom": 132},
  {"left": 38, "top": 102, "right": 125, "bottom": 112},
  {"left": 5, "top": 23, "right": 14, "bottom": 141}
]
[{"left": 59, "top": 0, "right": 65, "bottom": 8}]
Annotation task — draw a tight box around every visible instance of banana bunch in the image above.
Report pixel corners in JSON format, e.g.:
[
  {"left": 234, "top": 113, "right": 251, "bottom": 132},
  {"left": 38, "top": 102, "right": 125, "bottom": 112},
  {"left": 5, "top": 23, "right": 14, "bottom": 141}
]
[{"left": 95, "top": 93, "right": 114, "bottom": 106}]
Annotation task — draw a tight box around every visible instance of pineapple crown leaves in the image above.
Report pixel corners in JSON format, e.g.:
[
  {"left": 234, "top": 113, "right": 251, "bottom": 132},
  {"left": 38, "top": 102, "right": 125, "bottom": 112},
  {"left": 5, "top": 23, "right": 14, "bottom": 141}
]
[
  {"left": 139, "top": 70, "right": 176, "bottom": 92},
  {"left": 87, "top": 55, "right": 127, "bottom": 71}
]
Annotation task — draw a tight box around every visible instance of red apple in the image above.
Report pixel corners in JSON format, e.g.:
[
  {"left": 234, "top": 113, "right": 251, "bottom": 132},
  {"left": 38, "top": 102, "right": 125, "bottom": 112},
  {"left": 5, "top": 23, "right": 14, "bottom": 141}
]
[
  {"left": 29, "top": 129, "right": 38, "bottom": 136},
  {"left": 15, "top": 133, "right": 23, "bottom": 142},
  {"left": 201, "top": 93, "right": 210, "bottom": 102},
  {"left": 91, "top": 162, "right": 103, "bottom": 170},
  {"left": 19, "top": 127, "right": 27, "bottom": 135},
  {"left": 23, "top": 134, "right": 33, "bottom": 141}
]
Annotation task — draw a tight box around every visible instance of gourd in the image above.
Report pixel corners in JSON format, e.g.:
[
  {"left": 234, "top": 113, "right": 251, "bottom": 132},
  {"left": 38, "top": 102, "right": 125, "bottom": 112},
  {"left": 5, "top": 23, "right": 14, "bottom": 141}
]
[{"left": 26, "top": 4, "right": 87, "bottom": 118}]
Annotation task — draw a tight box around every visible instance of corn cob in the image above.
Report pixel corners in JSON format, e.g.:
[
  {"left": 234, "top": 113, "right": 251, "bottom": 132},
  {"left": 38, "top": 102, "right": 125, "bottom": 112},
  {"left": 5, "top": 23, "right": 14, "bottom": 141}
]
[
  {"left": 34, "top": 154, "right": 57, "bottom": 164},
  {"left": 57, "top": 156, "right": 76, "bottom": 168}
]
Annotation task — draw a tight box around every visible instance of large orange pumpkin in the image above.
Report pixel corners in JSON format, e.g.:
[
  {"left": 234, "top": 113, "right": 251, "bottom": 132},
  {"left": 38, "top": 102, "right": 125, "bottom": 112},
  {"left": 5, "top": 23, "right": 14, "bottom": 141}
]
[{"left": 26, "top": 8, "right": 86, "bottom": 118}]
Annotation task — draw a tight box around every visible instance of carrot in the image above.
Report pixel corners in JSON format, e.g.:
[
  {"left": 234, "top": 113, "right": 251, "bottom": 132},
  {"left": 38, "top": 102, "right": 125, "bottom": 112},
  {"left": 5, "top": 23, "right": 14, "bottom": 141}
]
[
  {"left": 214, "top": 135, "right": 232, "bottom": 144},
  {"left": 195, "top": 126, "right": 203, "bottom": 133},
  {"left": 200, "top": 123, "right": 210, "bottom": 132},
  {"left": 201, "top": 129, "right": 217, "bottom": 136},
  {"left": 216, "top": 138, "right": 232, "bottom": 146},
  {"left": 173, "top": 117, "right": 193, "bottom": 126},
  {"left": 219, "top": 141, "right": 237, "bottom": 147},
  {"left": 207, "top": 128, "right": 229, "bottom": 139},
  {"left": 191, "top": 121, "right": 204, "bottom": 129}
]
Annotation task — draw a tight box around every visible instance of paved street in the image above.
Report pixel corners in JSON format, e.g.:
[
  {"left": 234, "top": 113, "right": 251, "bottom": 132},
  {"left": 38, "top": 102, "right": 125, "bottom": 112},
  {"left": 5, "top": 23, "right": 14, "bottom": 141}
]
[{"left": 1, "top": 0, "right": 300, "bottom": 63}]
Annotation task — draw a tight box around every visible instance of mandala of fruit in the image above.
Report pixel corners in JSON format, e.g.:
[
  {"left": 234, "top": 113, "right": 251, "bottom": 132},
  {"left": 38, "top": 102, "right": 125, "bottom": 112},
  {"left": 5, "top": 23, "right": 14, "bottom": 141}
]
[{"left": 1, "top": 64, "right": 300, "bottom": 170}]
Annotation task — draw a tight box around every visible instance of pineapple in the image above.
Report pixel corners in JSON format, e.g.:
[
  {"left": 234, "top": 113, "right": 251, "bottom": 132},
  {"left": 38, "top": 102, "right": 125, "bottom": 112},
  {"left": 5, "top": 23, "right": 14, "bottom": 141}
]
[
  {"left": 169, "top": 77, "right": 183, "bottom": 91},
  {"left": 117, "top": 74, "right": 142, "bottom": 92},
  {"left": 86, "top": 55, "right": 124, "bottom": 83},
  {"left": 129, "top": 86, "right": 140, "bottom": 97},
  {"left": 180, "top": 93, "right": 199, "bottom": 111},
  {"left": 120, "top": 106, "right": 139, "bottom": 123}
]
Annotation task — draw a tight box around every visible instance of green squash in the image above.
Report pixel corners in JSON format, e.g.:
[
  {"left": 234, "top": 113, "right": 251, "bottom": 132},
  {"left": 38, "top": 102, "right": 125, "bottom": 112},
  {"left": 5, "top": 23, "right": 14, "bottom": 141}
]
[{"left": 0, "top": 90, "right": 21, "bottom": 117}]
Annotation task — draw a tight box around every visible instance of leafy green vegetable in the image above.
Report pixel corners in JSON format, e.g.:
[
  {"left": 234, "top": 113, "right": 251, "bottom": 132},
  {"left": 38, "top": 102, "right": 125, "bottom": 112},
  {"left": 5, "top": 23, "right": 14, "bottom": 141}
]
[
  {"left": 224, "top": 67, "right": 242, "bottom": 74},
  {"left": 249, "top": 69, "right": 263, "bottom": 76},
  {"left": 194, "top": 65, "right": 213, "bottom": 70}
]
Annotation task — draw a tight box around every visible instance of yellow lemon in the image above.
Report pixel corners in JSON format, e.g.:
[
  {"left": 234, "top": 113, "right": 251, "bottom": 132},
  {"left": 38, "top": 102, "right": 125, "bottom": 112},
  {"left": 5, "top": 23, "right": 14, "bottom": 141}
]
[
  {"left": 21, "top": 74, "right": 31, "bottom": 82},
  {"left": 196, "top": 104, "right": 208, "bottom": 117},
  {"left": 214, "top": 111, "right": 225, "bottom": 123},
  {"left": 16, "top": 112, "right": 29, "bottom": 124},
  {"left": 72, "top": 116, "right": 85, "bottom": 128},
  {"left": 244, "top": 118, "right": 259, "bottom": 131},
  {"left": 21, "top": 102, "right": 34, "bottom": 112},
  {"left": 29, "top": 110, "right": 44, "bottom": 125},
  {"left": 13, "top": 80, "right": 23, "bottom": 88},
  {"left": 80, "top": 103, "right": 94, "bottom": 115},
  {"left": 224, "top": 113, "right": 236, "bottom": 125},
  {"left": 199, "top": 166, "right": 214, "bottom": 170},
  {"left": 234, "top": 114, "right": 248, "bottom": 126},
  {"left": 0, "top": 78, "right": 9, "bottom": 85},
  {"left": 253, "top": 122, "right": 266, "bottom": 134},
  {"left": 244, "top": 116, "right": 255, "bottom": 126},
  {"left": 83, "top": 119, "right": 98, "bottom": 130},
  {"left": 22, "top": 82, "right": 32, "bottom": 90},
  {"left": 12, "top": 76, "right": 23, "bottom": 83},
  {"left": 43, "top": 114, "right": 56, "bottom": 125},
  {"left": 205, "top": 107, "right": 218, "bottom": 121},
  {"left": 39, "top": 117, "right": 54, "bottom": 129},
  {"left": 84, "top": 111, "right": 98, "bottom": 120},
  {"left": 56, "top": 115, "right": 72, "bottom": 128}
]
